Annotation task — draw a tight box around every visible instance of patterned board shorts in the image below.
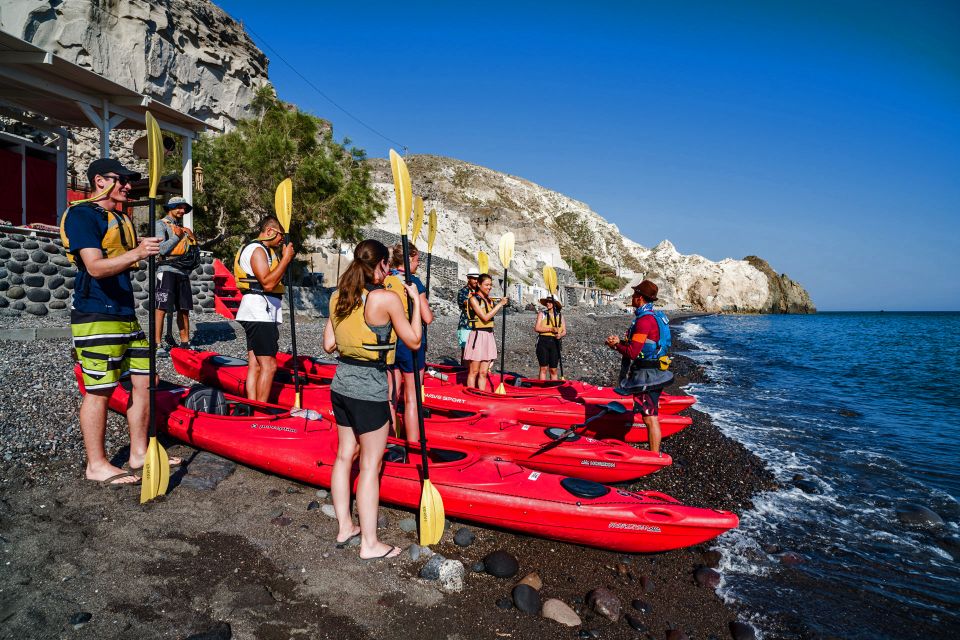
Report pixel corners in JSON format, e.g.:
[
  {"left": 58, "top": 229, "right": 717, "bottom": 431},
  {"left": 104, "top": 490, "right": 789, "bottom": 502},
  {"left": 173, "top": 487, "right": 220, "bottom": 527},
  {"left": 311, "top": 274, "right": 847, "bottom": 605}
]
[
  {"left": 634, "top": 390, "right": 662, "bottom": 417},
  {"left": 71, "top": 311, "right": 149, "bottom": 390}
]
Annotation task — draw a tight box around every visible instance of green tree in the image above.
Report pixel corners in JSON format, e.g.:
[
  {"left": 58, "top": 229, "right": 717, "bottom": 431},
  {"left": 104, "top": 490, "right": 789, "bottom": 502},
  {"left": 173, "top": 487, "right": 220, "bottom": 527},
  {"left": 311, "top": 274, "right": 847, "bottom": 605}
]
[
  {"left": 193, "top": 85, "right": 383, "bottom": 261},
  {"left": 567, "top": 255, "right": 627, "bottom": 292}
]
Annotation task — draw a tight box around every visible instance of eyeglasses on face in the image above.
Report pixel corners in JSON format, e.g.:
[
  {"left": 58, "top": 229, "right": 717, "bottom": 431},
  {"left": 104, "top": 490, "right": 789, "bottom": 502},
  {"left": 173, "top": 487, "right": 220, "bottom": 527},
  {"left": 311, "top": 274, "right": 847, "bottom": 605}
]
[{"left": 101, "top": 173, "right": 132, "bottom": 186}]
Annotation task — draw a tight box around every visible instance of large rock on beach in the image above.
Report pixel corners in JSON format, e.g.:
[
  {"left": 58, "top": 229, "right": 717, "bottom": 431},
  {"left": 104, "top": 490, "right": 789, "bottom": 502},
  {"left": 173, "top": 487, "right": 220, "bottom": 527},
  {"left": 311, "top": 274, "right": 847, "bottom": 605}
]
[
  {"left": 483, "top": 550, "right": 519, "bottom": 578},
  {"left": 587, "top": 587, "right": 622, "bottom": 621},
  {"left": 694, "top": 567, "right": 722, "bottom": 589},
  {"left": 541, "top": 598, "right": 581, "bottom": 626},
  {"left": 512, "top": 584, "right": 541, "bottom": 614}
]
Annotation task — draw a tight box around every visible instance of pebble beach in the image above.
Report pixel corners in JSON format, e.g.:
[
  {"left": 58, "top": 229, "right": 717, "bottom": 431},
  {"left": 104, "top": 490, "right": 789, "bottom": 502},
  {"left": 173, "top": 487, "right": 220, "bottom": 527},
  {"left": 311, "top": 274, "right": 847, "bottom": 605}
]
[{"left": 0, "top": 308, "right": 782, "bottom": 640}]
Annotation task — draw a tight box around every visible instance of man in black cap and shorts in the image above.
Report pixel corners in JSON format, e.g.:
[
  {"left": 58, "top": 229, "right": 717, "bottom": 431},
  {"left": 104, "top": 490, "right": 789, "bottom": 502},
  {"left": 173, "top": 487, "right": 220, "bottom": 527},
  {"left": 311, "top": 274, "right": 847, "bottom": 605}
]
[{"left": 155, "top": 196, "right": 200, "bottom": 354}]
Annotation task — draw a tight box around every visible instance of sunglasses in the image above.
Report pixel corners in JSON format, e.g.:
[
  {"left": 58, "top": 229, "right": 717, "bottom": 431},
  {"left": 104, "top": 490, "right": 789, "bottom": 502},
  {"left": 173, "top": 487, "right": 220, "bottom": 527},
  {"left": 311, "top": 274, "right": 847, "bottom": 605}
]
[{"left": 101, "top": 173, "right": 132, "bottom": 186}]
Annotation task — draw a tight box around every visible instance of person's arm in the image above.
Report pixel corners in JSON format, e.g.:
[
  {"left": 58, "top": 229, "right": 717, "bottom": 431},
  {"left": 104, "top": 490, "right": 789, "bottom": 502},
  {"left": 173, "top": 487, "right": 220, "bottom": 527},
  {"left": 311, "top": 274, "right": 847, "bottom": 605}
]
[
  {"left": 419, "top": 291, "right": 434, "bottom": 325},
  {"left": 612, "top": 318, "right": 646, "bottom": 359},
  {"left": 378, "top": 286, "right": 422, "bottom": 349},
  {"left": 156, "top": 220, "right": 178, "bottom": 256},
  {"left": 534, "top": 311, "right": 549, "bottom": 334},
  {"left": 322, "top": 317, "right": 337, "bottom": 353},
  {"left": 558, "top": 316, "right": 567, "bottom": 338},
  {"left": 250, "top": 243, "right": 295, "bottom": 292},
  {"left": 78, "top": 239, "right": 159, "bottom": 279},
  {"left": 470, "top": 296, "right": 508, "bottom": 323}
]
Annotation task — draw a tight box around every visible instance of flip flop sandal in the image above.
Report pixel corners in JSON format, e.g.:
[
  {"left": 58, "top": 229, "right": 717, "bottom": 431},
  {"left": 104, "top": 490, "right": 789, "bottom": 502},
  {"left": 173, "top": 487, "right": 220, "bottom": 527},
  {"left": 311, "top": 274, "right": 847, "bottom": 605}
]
[
  {"left": 361, "top": 545, "right": 401, "bottom": 561},
  {"left": 126, "top": 457, "right": 183, "bottom": 472},
  {"left": 334, "top": 533, "right": 361, "bottom": 549},
  {"left": 94, "top": 471, "right": 141, "bottom": 486}
]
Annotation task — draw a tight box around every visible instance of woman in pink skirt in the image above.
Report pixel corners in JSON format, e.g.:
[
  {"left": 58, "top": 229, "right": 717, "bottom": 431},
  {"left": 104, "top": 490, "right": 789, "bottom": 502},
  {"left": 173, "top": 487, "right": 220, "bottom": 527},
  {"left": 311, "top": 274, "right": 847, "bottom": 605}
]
[{"left": 463, "top": 273, "right": 509, "bottom": 390}]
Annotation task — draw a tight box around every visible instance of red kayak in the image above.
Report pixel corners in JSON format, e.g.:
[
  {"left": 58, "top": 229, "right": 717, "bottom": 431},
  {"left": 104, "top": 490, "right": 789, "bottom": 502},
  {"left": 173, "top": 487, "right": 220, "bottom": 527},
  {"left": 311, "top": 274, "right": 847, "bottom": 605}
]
[
  {"left": 262, "top": 353, "right": 693, "bottom": 443},
  {"left": 274, "top": 354, "right": 696, "bottom": 415},
  {"left": 170, "top": 349, "right": 672, "bottom": 482},
  {"left": 74, "top": 367, "right": 738, "bottom": 553}
]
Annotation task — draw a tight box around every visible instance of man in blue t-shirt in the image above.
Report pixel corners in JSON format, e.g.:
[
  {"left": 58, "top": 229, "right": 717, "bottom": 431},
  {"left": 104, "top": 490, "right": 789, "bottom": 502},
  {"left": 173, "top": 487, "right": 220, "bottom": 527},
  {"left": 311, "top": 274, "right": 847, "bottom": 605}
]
[{"left": 62, "top": 157, "right": 174, "bottom": 485}]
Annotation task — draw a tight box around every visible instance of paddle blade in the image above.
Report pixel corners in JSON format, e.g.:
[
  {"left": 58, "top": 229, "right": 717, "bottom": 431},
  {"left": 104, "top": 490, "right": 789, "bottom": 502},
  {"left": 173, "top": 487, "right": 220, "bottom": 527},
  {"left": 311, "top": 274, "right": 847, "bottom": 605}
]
[
  {"left": 543, "top": 265, "right": 558, "bottom": 295},
  {"left": 411, "top": 196, "right": 425, "bottom": 241},
  {"left": 139, "top": 436, "right": 161, "bottom": 504},
  {"left": 389, "top": 149, "right": 413, "bottom": 232},
  {"left": 274, "top": 178, "right": 293, "bottom": 232},
  {"left": 427, "top": 208, "right": 438, "bottom": 252},
  {"left": 419, "top": 479, "right": 445, "bottom": 546},
  {"left": 477, "top": 250, "right": 489, "bottom": 275},
  {"left": 156, "top": 440, "right": 170, "bottom": 496},
  {"left": 498, "top": 232, "right": 515, "bottom": 269},
  {"left": 494, "top": 382, "right": 507, "bottom": 395},
  {"left": 294, "top": 390, "right": 301, "bottom": 409},
  {"left": 144, "top": 111, "right": 163, "bottom": 199}
]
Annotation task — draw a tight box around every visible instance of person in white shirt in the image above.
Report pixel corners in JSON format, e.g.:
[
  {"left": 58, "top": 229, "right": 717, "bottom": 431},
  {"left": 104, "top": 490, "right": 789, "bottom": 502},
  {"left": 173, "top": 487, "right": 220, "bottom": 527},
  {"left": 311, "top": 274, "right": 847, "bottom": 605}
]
[{"left": 232, "top": 215, "right": 294, "bottom": 401}]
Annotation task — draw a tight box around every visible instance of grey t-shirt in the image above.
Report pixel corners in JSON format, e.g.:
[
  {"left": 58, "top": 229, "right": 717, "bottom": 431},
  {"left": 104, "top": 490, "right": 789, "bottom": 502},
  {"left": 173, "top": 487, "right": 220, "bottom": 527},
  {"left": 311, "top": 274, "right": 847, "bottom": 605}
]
[{"left": 156, "top": 216, "right": 187, "bottom": 276}]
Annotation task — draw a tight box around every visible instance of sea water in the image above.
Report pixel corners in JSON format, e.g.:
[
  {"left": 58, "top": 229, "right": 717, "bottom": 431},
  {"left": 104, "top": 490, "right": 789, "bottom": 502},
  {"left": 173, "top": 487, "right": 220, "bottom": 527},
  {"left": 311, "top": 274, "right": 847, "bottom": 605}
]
[{"left": 680, "top": 313, "right": 960, "bottom": 639}]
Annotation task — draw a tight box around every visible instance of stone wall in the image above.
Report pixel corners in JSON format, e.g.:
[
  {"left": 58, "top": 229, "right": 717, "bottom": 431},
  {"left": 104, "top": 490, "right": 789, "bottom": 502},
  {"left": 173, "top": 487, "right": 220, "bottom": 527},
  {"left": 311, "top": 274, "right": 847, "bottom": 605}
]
[
  {"left": 360, "top": 228, "right": 460, "bottom": 290},
  {"left": 0, "top": 227, "right": 218, "bottom": 318}
]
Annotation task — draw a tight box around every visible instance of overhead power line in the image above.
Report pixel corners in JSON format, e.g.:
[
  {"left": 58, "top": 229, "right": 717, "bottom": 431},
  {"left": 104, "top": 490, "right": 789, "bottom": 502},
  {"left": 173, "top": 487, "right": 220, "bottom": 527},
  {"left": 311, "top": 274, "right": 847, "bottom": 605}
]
[{"left": 244, "top": 25, "right": 408, "bottom": 153}]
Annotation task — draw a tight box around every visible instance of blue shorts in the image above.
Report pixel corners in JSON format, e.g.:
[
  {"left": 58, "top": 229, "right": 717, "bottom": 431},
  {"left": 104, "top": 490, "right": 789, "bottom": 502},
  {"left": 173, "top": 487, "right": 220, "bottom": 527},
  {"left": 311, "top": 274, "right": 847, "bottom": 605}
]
[
  {"left": 394, "top": 343, "right": 426, "bottom": 373},
  {"left": 457, "top": 328, "right": 471, "bottom": 349}
]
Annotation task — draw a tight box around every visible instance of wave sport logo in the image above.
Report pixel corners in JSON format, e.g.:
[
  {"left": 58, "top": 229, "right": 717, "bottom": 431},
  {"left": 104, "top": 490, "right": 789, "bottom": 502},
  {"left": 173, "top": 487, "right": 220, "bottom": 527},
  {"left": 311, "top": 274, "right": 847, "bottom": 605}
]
[
  {"left": 608, "top": 522, "right": 661, "bottom": 532},
  {"left": 250, "top": 423, "right": 297, "bottom": 433},
  {"left": 425, "top": 393, "right": 466, "bottom": 404}
]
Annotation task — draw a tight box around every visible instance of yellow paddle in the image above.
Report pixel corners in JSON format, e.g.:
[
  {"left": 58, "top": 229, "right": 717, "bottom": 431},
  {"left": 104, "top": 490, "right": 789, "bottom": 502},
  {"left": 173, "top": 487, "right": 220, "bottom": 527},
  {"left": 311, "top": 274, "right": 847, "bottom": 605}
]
[
  {"left": 421, "top": 208, "right": 439, "bottom": 404},
  {"left": 494, "top": 232, "right": 515, "bottom": 395},
  {"left": 141, "top": 111, "right": 171, "bottom": 504},
  {"left": 274, "top": 178, "right": 302, "bottom": 408},
  {"left": 389, "top": 149, "right": 444, "bottom": 546},
  {"left": 477, "top": 250, "right": 489, "bottom": 276},
  {"left": 543, "top": 265, "right": 565, "bottom": 379},
  {"left": 411, "top": 196, "right": 425, "bottom": 245}
]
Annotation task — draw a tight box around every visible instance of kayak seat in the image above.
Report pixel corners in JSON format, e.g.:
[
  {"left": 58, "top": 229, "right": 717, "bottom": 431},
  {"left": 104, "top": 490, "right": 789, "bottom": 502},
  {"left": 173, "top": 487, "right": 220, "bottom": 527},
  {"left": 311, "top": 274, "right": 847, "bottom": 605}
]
[
  {"left": 545, "top": 427, "right": 581, "bottom": 442},
  {"left": 228, "top": 402, "right": 253, "bottom": 417},
  {"left": 431, "top": 449, "right": 467, "bottom": 463},
  {"left": 384, "top": 444, "right": 407, "bottom": 464},
  {"left": 184, "top": 384, "right": 229, "bottom": 415},
  {"left": 560, "top": 477, "right": 610, "bottom": 499},
  {"left": 209, "top": 354, "right": 250, "bottom": 367}
]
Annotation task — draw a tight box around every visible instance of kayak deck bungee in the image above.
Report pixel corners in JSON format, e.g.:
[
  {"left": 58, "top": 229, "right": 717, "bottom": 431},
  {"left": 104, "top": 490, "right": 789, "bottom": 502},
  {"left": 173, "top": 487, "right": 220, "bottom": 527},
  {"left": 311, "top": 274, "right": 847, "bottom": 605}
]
[
  {"left": 263, "top": 352, "right": 693, "bottom": 443},
  {"left": 169, "top": 349, "right": 673, "bottom": 482},
  {"left": 275, "top": 354, "right": 696, "bottom": 415},
  {"left": 74, "top": 367, "right": 738, "bottom": 553}
]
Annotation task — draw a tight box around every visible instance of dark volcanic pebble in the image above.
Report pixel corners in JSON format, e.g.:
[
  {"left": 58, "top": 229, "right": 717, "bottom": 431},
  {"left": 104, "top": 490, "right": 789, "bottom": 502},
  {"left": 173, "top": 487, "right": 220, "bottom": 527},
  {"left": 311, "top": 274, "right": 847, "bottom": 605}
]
[
  {"left": 454, "top": 527, "right": 476, "bottom": 546},
  {"left": 306, "top": 500, "right": 319, "bottom": 511},
  {"left": 701, "top": 550, "right": 722, "bottom": 568},
  {"left": 470, "top": 561, "right": 485, "bottom": 573},
  {"left": 665, "top": 630, "right": 689, "bottom": 640},
  {"left": 69, "top": 612, "right": 92, "bottom": 627},
  {"left": 420, "top": 554, "right": 446, "bottom": 580},
  {"left": 694, "top": 567, "right": 722, "bottom": 589},
  {"left": 578, "top": 631, "right": 601, "bottom": 639},
  {"left": 729, "top": 620, "right": 757, "bottom": 640},
  {"left": 185, "top": 621, "right": 232, "bottom": 640},
  {"left": 267, "top": 489, "right": 282, "bottom": 497},
  {"left": 793, "top": 479, "right": 820, "bottom": 494},
  {"left": 270, "top": 516, "right": 292, "bottom": 526},
  {"left": 496, "top": 597, "right": 513, "bottom": 610},
  {"left": 896, "top": 503, "right": 944, "bottom": 529},
  {"left": 512, "top": 584, "right": 541, "bottom": 614},
  {"left": 626, "top": 613, "right": 648, "bottom": 631},
  {"left": 483, "top": 550, "right": 519, "bottom": 578},
  {"left": 587, "top": 586, "right": 622, "bottom": 621},
  {"left": 639, "top": 575, "right": 655, "bottom": 593},
  {"left": 631, "top": 599, "right": 651, "bottom": 614},
  {"left": 762, "top": 543, "right": 782, "bottom": 554},
  {"left": 779, "top": 551, "right": 805, "bottom": 566}
]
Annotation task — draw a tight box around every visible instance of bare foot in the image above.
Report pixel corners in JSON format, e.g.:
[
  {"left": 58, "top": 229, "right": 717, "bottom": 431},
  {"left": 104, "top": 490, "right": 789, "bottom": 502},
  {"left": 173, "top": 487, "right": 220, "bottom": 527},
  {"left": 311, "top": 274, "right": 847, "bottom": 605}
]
[
  {"left": 86, "top": 464, "right": 139, "bottom": 484},
  {"left": 127, "top": 455, "right": 183, "bottom": 470},
  {"left": 335, "top": 525, "right": 362, "bottom": 544},
  {"left": 359, "top": 543, "right": 402, "bottom": 560}
]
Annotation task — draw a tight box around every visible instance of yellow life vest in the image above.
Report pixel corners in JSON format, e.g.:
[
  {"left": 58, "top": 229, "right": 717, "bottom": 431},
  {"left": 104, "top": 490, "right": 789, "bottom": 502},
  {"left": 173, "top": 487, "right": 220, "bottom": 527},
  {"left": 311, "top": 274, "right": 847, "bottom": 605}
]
[
  {"left": 59, "top": 202, "right": 138, "bottom": 269},
  {"left": 160, "top": 218, "right": 197, "bottom": 256},
  {"left": 466, "top": 291, "right": 495, "bottom": 330},
  {"left": 330, "top": 287, "right": 397, "bottom": 366},
  {"left": 233, "top": 240, "right": 286, "bottom": 296},
  {"left": 537, "top": 309, "right": 561, "bottom": 336},
  {"left": 383, "top": 273, "right": 409, "bottom": 315}
]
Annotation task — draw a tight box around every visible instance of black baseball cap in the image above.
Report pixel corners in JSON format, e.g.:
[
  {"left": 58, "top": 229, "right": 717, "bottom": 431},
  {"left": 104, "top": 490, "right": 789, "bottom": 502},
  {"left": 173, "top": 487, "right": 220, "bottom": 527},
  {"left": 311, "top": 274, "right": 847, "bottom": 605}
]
[{"left": 87, "top": 158, "right": 141, "bottom": 187}]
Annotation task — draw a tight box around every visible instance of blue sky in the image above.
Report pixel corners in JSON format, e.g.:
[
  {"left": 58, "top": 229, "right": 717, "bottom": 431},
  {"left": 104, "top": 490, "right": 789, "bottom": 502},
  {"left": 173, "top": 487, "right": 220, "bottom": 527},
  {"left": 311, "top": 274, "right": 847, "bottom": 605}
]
[{"left": 217, "top": 0, "right": 959, "bottom": 311}]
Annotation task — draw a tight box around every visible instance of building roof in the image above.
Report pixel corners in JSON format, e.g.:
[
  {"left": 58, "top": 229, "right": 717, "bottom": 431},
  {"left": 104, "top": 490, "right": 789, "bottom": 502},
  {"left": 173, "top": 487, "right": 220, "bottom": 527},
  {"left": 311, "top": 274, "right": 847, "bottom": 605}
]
[{"left": 0, "top": 29, "right": 212, "bottom": 137}]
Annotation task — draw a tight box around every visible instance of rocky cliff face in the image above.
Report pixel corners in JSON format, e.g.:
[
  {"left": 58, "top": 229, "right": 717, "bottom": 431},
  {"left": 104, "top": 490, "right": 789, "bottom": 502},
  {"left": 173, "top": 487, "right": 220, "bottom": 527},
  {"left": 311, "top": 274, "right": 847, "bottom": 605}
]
[
  {"left": 1, "top": 0, "right": 269, "bottom": 172},
  {"left": 368, "top": 155, "right": 815, "bottom": 314}
]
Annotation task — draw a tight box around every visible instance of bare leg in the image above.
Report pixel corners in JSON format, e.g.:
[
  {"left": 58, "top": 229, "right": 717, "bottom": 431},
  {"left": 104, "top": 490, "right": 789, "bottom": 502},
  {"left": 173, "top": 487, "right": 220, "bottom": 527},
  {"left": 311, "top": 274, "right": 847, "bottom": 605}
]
[
  {"left": 388, "top": 368, "right": 400, "bottom": 437},
  {"left": 154, "top": 309, "right": 166, "bottom": 345},
  {"left": 403, "top": 370, "right": 420, "bottom": 445},
  {"left": 539, "top": 366, "right": 548, "bottom": 380},
  {"left": 80, "top": 389, "right": 137, "bottom": 483},
  {"left": 177, "top": 310, "right": 190, "bottom": 344},
  {"left": 549, "top": 367, "right": 559, "bottom": 381},
  {"left": 254, "top": 355, "right": 277, "bottom": 403},
  {"left": 644, "top": 415, "right": 662, "bottom": 454},
  {"left": 466, "top": 360, "right": 479, "bottom": 389},
  {"left": 356, "top": 423, "right": 399, "bottom": 559},
  {"left": 125, "top": 374, "right": 149, "bottom": 467},
  {"left": 477, "top": 361, "right": 490, "bottom": 392},
  {"left": 331, "top": 425, "right": 361, "bottom": 542},
  {"left": 245, "top": 351, "right": 259, "bottom": 401}
]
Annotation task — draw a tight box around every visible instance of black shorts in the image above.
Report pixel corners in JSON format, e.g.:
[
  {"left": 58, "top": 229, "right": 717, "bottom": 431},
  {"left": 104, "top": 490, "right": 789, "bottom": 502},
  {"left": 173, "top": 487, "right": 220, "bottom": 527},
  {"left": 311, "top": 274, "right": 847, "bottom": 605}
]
[
  {"left": 155, "top": 271, "right": 193, "bottom": 312},
  {"left": 536, "top": 335, "right": 560, "bottom": 368},
  {"left": 634, "top": 390, "right": 662, "bottom": 417},
  {"left": 239, "top": 321, "right": 279, "bottom": 357},
  {"left": 330, "top": 390, "right": 391, "bottom": 435}
]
